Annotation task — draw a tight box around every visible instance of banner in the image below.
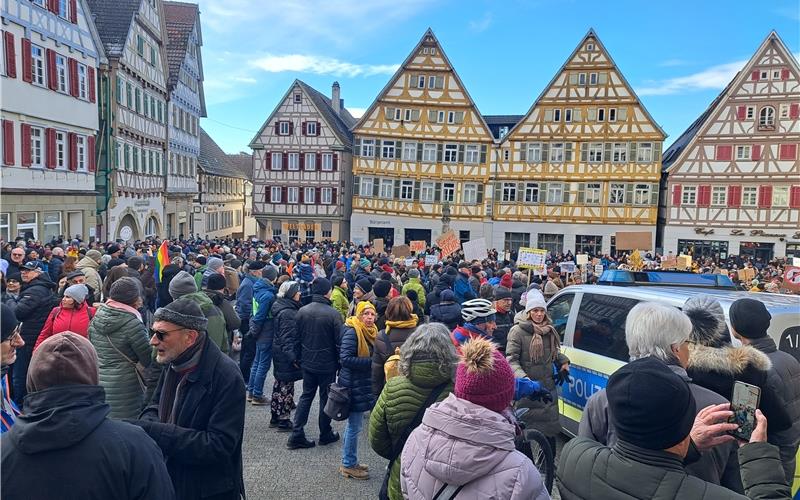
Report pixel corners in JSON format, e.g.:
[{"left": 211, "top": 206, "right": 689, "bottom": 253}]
[
  {"left": 409, "top": 240, "right": 427, "bottom": 253},
  {"left": 517, "top": 247, "right": 547, "bottom": 272},
  {"left": 462, "top": 238, "right": 487, "bottom": 262},
  {"left": 614, "top": 231, "right": 653, "bottom": 251},
  {"left": 560, "top": 262, "right": 576, "bottom": 274},
  {"left": 436, "top": 231, "right": 461, "bottom": 259},
  {"left": 783, "top": 267, "right": 800, "bottom": 292},
  {"left": 424, "top": 254, "right": 439, "bottom": 266},
  {"left": 372, "top": 238, "right": 384, "bottom": 255},
  {"left": 392, "top": 244, "right": 410, "bottom": 258},
  {"left": 575, "top": 254, "right": 589, "bottom": 266}
]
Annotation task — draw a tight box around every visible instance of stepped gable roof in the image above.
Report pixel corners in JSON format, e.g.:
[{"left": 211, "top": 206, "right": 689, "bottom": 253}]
[
  {"left": 85, "top": 0, "right": 140, "bottom": 58},
  {"left": 163, "top": 1, "right": 198, "bottom": 89},
  {"left": 296, "top": 80, "right": 357, "bottom": 146},
  {"left": 199, "top": 127, "right": 248, "bottom": 180}
]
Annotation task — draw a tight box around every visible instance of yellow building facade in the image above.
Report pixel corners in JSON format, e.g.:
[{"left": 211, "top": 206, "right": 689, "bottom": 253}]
[{"left": 349, "top": 29, "right": 495, "bottom": 247}]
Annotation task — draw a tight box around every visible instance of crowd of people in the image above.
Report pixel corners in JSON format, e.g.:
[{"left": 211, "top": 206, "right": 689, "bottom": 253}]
[{"left": 0, "top": 234, "right": 798, "bottom": 499}]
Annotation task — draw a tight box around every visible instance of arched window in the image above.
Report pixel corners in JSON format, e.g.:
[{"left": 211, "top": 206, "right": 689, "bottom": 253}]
[
  {"left": 759, "top": 106, "right": 775, "bottom": 128},
  {"left": 145, "top": 217, "right": 158, "bottom": 237}
]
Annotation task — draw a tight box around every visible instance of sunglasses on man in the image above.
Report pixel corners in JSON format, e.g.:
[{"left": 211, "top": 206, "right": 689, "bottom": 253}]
[{"left": 149, "top": 327, "right": 187, "bottom": 341}]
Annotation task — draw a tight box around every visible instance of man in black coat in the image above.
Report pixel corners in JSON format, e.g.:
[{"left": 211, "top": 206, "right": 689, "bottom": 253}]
[
  {"left": 2, "top": 333, "right": 174, "bottom": 500},
  {"left": 128, "top": 298, "right": 246, "bottom": 500},
  {"left": 12, "top": 261, "right": 57, "bottom": 405},
  {"left": 288, "top": 278, "right": 343, "bottom": 450}
]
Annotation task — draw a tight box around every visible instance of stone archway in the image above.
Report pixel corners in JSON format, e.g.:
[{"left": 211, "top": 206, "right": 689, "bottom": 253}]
[{"left": 117, "top": 213, "right": 140, "bottom": 242}]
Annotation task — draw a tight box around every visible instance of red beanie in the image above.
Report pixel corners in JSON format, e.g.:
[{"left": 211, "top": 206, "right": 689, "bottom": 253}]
[
  {"left": 335, "top": 261, "right": 345, "bottom": 270},
  {"left": 500, "top": 273, "right": 513, "bottom": 289},
  {"left": 455, "top": 338, "right": 515, "bottom": 413}
]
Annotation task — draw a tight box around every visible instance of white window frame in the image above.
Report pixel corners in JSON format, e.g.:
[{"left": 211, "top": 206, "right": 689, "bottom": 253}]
[
  {"left": 287, "top": 153, "right": 299, "bottom": 171},
  {"left": 585, "top": 183, "right": 601, "bottom": 204},
  {"left": 304, "top": 187, "right": 315, "bottom": 204},
  {"left": 359, "top": 177, "right": 373, "bottom": 197},
  {"left": 361, "top": 139, "right": 375, "bottom": 157},
  {"left": 321, "top": 153, "right": 333, "bottom": 171},
  {"left": 736, "top": 145, "right": 751, "bottom": 160},
  {"left": 420, "top": 181, "right": 435, "bottom": 203},
  {"left": 422, "top": 143, "right": 437, "bottom": 163},
  {"left": 55, "top": 55, "right": 68, "bottom": 92},
  {"left": 565, "top": 109, "right": 572, "bottom": 122},
  {"left": 711, "top": 186, "right": 727, "bottom": 206},
  {"left": 321, "top": 187, "right": 333, "bottom": 204},
  {"left": 417, "top": 75, "right": 426, "bottom": 89},
  {"left": 780, "top": 104, "right": 790, "bottom": 119},
  {"left": 293, "top": 93, "right": 302, "bottom": 103},
  {"left": 612, "top": 142, "right": 627, "bottom": 163},
  {"left": 306, "top": 122, "right": 317, "bottom": 135},
  {"left": 578, "top": 73, "right": 587, "bottom": 85},
  {"left": 16, "top": 212, "right": 38, "bottom": 240},
  {"left": 550, "top": 143, "right": 564, "bottom": 163},
  {"left": 0, "top": 213, "right": 9, "bottom": 243},
  {"left": 527, "top": 143, "right": 542, "bottom": 162},
  {"left": 43, "top": 211, "right": 61, "bottom": 242},
  {"left": 402, "top": 141, "right": 417, "bottom": 161},
  {"left": 304, "top": 152, "right": 316, "bottom": 170},
  {"left": 271, "top": 152, "right": 282, "bottom": 170},
  {"left": 609, "top": 183, "right": 625, "bottom": 205},
  {"left": 77, "top": 63, "right": 88, "bottom": 100},
  {"left": 464, "top": 144, "right": 479, "bottom": 164},
  {"left": 590, "top": 72, "right": 598, "bottom": 85},
  {"left": 55, "top": 130, "right": 66, "bottom": 169},
  {"left": 682, "top": 186, "right": 697, "bottom": 205},
  {"left": 462, "top": 183, "right": 477, "bottom": 204},
  {"left": 76, "top": 135, "right": 87, "bottom": 171},
  {"left": 279, "top": 121, "right": 290, "bottom": 135},
  {"left": 547, "top": 183, "right": 564, "bottom": 204},
  {"left": 381, "top": 140, "right": 395, "bottom": 159},
  {"left": 30, "top": 126, "right": 44, "bottom": 167},
  {"left": 589, "top": 142, "right": 604, "bottom": 163},
  {"left": 634, "top": 184, "right": 651, "bottom": 205},
  {"left": 443, "top": 143, "right": 458, "bottom": 163},
  {"left": 553, "top": 109, "right": 561, "bottom": 122},
  {"left": 441, "top": 182, "right": 455, "bottom": 203},
  {"left": 502, "top": 182, "right": 517, "bottom": 202},
  {"left": 608, "top": 108, "right": 617, "bottom": 122},
  {"left": 31, "top": 44, "right": 45, "bottom": 86},
  {"left": 759, "top": 107, "right": 775, "bottom": 127},
  {"left": 524, "top": 183, "right": 539, "bottom": 203},
  {"left": 597, "top": 108, "right": 605, "bottom": 122},
  {"left": 637, "top": 142, "right": 653, "bottom": 162},
  {"left": 447, "top": 111, "right": 456, "bottom": 124},
  {"left": 379, "top": 179, "right": 393, "bottom": 199},
  {"left": 287, "top": 186, "right": 299, "bottom": 204},
  {"left": 400, "top": 180, "right": 414, "bottom": 200},
  {"left": 773, "top": 186, "right": 789, "bottom": 207},
  {"left": 746, "top": 106, "right": 755, "bottom": 119},
  {"left": 742, "top": 186, "right": 758, "bottom": 206}
]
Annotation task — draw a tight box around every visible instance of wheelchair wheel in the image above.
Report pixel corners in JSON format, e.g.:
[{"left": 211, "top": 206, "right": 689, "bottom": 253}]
[{"left": 515, "top": 428, "right": 555, "bottom": 494}]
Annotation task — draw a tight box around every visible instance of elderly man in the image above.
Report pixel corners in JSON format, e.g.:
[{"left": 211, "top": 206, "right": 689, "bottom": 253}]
[
  {"left": 578, "top": 302, "right": 743, "bottom": 491},
  {"left": 129, "top": 298, "right": 245, "bottom": 500},
  {"left": 47, "top": 247, "right": 64, "bottom": 283}
]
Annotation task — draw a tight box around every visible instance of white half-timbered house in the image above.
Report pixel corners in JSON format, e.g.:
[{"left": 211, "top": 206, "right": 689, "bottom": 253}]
[
  {"left": 1, "top": 0, "right": 104, "bottom": 242},
  {"left": 660, "top": 31, "right": 800, "bottom": 260},
  {"left": 196, "top": 128, "right": 249, "bottom": 239},
  {"left": 250, "top": 80, "right": 356, "bottom": 242}
]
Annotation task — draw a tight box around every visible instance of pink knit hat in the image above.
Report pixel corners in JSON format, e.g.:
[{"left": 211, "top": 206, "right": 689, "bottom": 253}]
[{"left": 455, "top": 338, "right": 515, "bottom": 413}]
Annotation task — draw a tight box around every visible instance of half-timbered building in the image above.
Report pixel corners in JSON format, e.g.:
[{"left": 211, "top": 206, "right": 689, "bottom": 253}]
[
  {"left": 88, "top": 0, "right": 169, "bottom": 242},
  {"left": 196, "top": 128, "right": 249, "bottom": 238},
  {"left": 660, "top": 31, "right": 800, "bottom": 260},
  {"left": 350, "top": 29, "right": 494, "bottom": 248},
  {"left": 1, "top": 0, "right": 104, "bottom": 242},
  {"left": 494, "top": 29, "right": 665, "bottom": 255},
  {"left": 250, "top": 80, "right": 356, "bottom": 242},
  {"left": 163, "top": 0, "right": 204, "bottom": 239}
]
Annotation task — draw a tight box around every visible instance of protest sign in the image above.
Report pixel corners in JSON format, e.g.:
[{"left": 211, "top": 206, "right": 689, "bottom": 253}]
[
  {"left": 462, "top": 238, "right": 487, "bottom": 262},
  {"left": 517, "top": 247, "right": 547, "bottom": 272},
  {"left": 372, "top": 238, "right": 384, "bottom": 255},
  {"left": 614, "top": 231, "right": 653, "bottom": 251},
  {"left": 404, "top": 257, "right": 415, "bottom": 267},
  {"left": 576, "top": 254, "right": 589, "bottom": 266},
  {"left": 677, "top": 254, "right": 692, "bottom": 270},
  {"left": 560, "top": 262, "right": 576, "bottom": 274},
  {"left": 739, "top": 266, "right": 756, "bottom": 282},
  {"left": 424, "top": 254, "right": 438, "bottom": 266},
  {"left": 661, "top": 256, "right": 677, "bottom": 269},
  {"left": 594, "top": 264, "right": 604, "bottom": 275},
  {"left": 392, "top": 244, "right": 410, "bottom": 258},
  {"left": 783, "top": 267, "right": 800, "bottom": 292},
  {"left": 436, "top": 231, "right": 461, "bottom": 259},
  {"left": 409, "top": 240, "right": 427, "bottom": 253}
]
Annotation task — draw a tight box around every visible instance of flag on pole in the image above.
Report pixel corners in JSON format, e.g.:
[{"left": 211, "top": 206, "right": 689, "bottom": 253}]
[{"left": 154, "top": 241, "right": 170, "bottom": 284}]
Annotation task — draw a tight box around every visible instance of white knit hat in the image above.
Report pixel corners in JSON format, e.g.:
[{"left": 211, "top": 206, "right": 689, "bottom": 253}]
[{"left": 525, "top": 290, "right": 547, "bottom": 313}]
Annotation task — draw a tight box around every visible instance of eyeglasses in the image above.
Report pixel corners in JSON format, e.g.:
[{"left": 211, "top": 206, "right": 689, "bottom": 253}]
[
  {"left": 149, "top": 327, "right": 186, "bottom": 341},
  {"left": 10, "top": 253, "right": 23, "bottom": 258}
]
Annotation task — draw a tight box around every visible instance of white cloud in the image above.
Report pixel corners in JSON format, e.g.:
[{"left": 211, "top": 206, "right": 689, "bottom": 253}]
[
  {"left": 250, "top": 54, "right": 398, "bottom": 77},
  {"left": 347, "top": 107, "right": 366, "bottom": 118},
  {"left": 638, "top": 60, "right": 745, "bottom": 96},
  {"left": 469, "top": 12, "right": 493, "bottom": 33},
  {"left": 658, "top": 58, "right": 689, "bottom": 67}
]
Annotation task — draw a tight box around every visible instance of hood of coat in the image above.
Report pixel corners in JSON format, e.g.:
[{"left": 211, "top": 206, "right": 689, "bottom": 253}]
[
  {"left": 204, "top": 289, "right": 226, "bottom": 307},
  {"left": 687, "top": 343, "right": 772, "bottom": 376},
  {"left": 419, "top": 393, "right": 516, "bottom": 484},
  {"left": 91, "top": 302, "right": 142, "bottom": 332},
  {"left": 405, "top": 359, "right": 452, "bottom": 389},
  {"left": 272, "top": 296, "right": 300, "bottom": 317},
  {"left": 10, "top": 385, "right": 109, "bottom": 454},
  {"left": 77, "top": 256, "right": 99, "bottom": 270},
  {"left": 21, "top": 273, "right": 57, "bottom": 292}
]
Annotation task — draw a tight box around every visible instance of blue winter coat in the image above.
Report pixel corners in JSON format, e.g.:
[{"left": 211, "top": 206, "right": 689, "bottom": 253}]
[
  {"left": 338, "top": 326, "right": 375, "bottom": 413},
  {"left": 453, "top": 274, "right": 477, "bottom": 304},
  {"left": 250, "top": 279, "right": 276, "bottom": 344},
  {"left": 236, "top": 274, "right": 256, "bottom": 328},
  {"left": 293, "top": 263, "right": 314, "bottom": 283}
]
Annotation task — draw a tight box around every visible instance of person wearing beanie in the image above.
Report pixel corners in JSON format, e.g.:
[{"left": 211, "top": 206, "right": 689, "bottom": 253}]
[
  {"left": 507, "top": 290, "right": 569, "bottom": 446},
  {"left": 270, "top": 281, "right": 303, "bottom": 431},
  {"left": 129, "top": 297, "right": 246, "bottom": 500},
  {"left": 450, "top": 298, "right": 497, "bottom": 351},
  {"left": 499, "top": 272, "right": 513, "bottom": 290},
  {"left": 429, "top": 288, "right": 461, "bottom": 331},
  {"left": 88, "top": 277, "right": 151, "bottom": 419},
  {"left": 337, "top": 300, "right": 379, "bottom": 480},
  {"left": 288, "top": 272, "right": 344, "bottom": 450},
  {"left": 401, "top": 337, "right": 548, "bottom": 499},
  {"left": 372, "top": 279, "right": 392, "bottom": 331},
  {"left": 34, "top": 284, "right": 96, "bottom": 350},
  {"left": 330, "top": 275, "right": 349, "bottom": 321},
  {"left": 492, "top": 285, "right": 515, "bottom": 353},
  {"left": 1, "top": 304, "right": 23, "bottom": 432},
  {"left": 559, "top": 356, "right": 790, "bottom": 500},
  {"left": 542, "top": 280, "right": 559, "bottom": 299},
  {"left": 730, "top": 298, "right": 800, "bottom": 485},
  {"left": 246, "top": 264, "right": 279, "bottom": 405},
  {"left": 169, "top": 270, "right": 228, "bottom": 357},
  {"left": 1, "top": 332, "right": 174, "bottom": 499},
  {"left": 101, "top": 256, "right": 143, "bottom": 301},
  {"left": 348, "top": 278, "right": 376, "bottom": 317},
  {"left": 203, "top": 273, "right": 241, "bottom": 355},
  {"left": 452, "top": 262, "right": 477, "bottom": 304},
  {"left": 401, "top": 268, "right": 426, "bottom": 312},
  {"left": 75, "top": 248, "right": 103, "bottom": 298},
  {"left": 235, "top": 260, "right": 265, "bottom": 382}
]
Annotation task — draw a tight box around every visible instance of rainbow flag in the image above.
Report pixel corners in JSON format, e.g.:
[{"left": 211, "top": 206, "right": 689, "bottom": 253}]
[{"left": 154, "top": 240, "right": 170, "bottom": 284}]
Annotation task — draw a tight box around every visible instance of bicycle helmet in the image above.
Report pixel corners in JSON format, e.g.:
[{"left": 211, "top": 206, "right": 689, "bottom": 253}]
[{"left": 461, "top": 298, "right": 497, "bottom": 323}]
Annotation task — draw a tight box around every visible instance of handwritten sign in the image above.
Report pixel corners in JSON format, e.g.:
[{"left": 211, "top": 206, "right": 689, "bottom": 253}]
[
  {"left": 392, "top": 244, "right": 410, "bottom": 258},
  {"left": 576, "top": 254, "right": 589, "bottom": 266},
  {"left": 436, "top": 231, "right": 461, "bottom": 259},
  {"left": 677, "top": 254, "right": 692, "bottom": 270},
  {"left": 517, "top": 247, "right": 547, "bottom": 272},
  {"left": 560, "top": 262, "right": 576, "bottom": 274},
  {"left": 404, "top": 258, "right": 415, "bottom": 267},
  {"left": 594, "top": 264, "right": 604, "bottom": 275},
  {"left": 424, "top": 254, "right": 439, "bottom": 266},
  {"left": 372, "top": 238, "right": 384, "bottom": 255},
  {"left": 462, "top": 238, "right": 487, "bottom": 263},
  {"left": 614, "top": 231, "right": 653, "bottom": 251},
  {"left": 409, "top": 240, "right": 427, "bottom": 253},
  {"left": 661, "top": 256, "right": 677, "bottom": 269}
]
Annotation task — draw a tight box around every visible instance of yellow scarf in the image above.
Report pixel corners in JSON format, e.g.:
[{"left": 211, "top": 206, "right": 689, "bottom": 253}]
[
  {"left": 345, "top": 302, "right": 378, "bottom": 357},
  {"left": 385, "top": 315, "right": 418, "bottom": 335}
]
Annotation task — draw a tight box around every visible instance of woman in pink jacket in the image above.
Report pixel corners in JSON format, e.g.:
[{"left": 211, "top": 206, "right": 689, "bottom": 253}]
[{"left": 400, "top": 337, "right": 549, "bottom": 500}]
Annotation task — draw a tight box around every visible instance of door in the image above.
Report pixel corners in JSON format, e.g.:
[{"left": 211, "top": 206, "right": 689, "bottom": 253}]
[
  {"left": 404, "top": 228, "right": 432, "bottom": 245},
  {"left": 368, "top": 227, "right": 394, "bottom": 249},
  {"left": 67, "top": 211, "right": 82, "bottom": 240}
]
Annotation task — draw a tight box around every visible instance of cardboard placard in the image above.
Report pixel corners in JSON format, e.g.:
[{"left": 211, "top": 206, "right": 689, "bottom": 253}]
[
  {"left": 739, "top": 267, "right": 756, "bottom": 282},
  {"left": 409, "top": 240, "right": 427, "bottom": 253},
  {"left": 614, "top": 231, "right": 653, "bottom": 251},
  {"left": 517, "top": 247, "right": 547, "bottom": 271},
  {"left": 424, "top": 254, "right": 438, "bottom": 266},
  {"left": 560, "top": 262, "right": 576, "bottom": 274},
  {"left": 372, "top": 238, "right": 384, "bottom": 255},
  {"left": 576, "top": 254, "right": 589, "bottom": 266},
  {"left": 661, "top": 256, "right": 677, "bottom": 269},
  {"left": 783, "top": 266, "right": 800, "bottom": 292},
  {"left": 436, "top": 231, "right": 461, "bottom": 259},
  {"left": 594, "top": 264, "right": 604, "bottom": 275},
  {"left": 462, "top": 238, "right": 487, "bottom": 263},
  {"left": 677, "top": 254, "right": 692, "bottom": 269},
  {"left": 392, "top": 244, "right": 410, "bottom": 258}
]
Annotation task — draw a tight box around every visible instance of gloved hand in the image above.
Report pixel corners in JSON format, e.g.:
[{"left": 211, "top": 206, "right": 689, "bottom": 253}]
[
  {"left": 552, "top": 362, "right": 572, "bottom": 386},
  {"left": 514, "top": 377, "right": 542, "bottom": 401}
]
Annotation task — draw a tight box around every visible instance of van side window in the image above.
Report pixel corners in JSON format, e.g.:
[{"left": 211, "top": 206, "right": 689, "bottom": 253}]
[
  {"left": 573, "top": 293, "right": 636, "bottom": 362},
  {"left": 779, "top": 326, "right": 800, "bottom": 363},
  {"left": 548, "top": 293, "right": 574, "bottom": 341}
]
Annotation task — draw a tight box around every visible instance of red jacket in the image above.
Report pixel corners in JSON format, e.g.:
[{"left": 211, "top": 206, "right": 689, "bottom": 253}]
[{"left": 35, "top": 303, "right": 96, "bottom": 351}]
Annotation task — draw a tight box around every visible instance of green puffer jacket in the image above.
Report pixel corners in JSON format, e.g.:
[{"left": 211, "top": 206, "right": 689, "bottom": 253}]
[
  {"left": 557, "top": 438, "right": 791, "bottom": 500},
  {"left": 368, "top": 361, "right": 453, "bottom": 500},
  {"left": 180, "top": 291, "right": 228, "bottom": 354},
  {"left": 401, "top": 277, "right": 426, "bottom": 309},
  {"left": 88, "top": 304, "right": 152, "bottom": 419},
  {"left": 331, "top": 286, "right": 349, "bottom": 321}
]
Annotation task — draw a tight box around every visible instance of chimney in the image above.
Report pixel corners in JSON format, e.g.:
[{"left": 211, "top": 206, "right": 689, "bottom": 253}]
[{"left": 331, "top": 81, "right": 341, "bottom": 115}]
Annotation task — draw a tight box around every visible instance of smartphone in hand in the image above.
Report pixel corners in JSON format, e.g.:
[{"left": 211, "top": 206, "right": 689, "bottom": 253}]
[{"left": 728, "top": 381, "right": 761, "bottom": 441}]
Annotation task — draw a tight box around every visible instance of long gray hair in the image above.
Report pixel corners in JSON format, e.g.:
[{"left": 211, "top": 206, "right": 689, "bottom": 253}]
[{"left": 399, "top": 323, "right": 458, "bottom": 380}]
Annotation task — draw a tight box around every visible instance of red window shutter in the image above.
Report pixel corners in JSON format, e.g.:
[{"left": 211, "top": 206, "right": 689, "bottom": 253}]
[
  {"left": 751, "top": 144, "right": 761, "bottom": 160},
  {"left": 697, "top": 185, "right": 711, "bottom": 207},
  {"left": 20, "top": 123, "right": 31, "bottom": 166},
  {"left": 751, "top": 70, "right": 760, "bottom": 81},
  {"left": 331, "top": 188, "right": 337, "bottom": 205},
  {"left": 727, "top": 185, "right": 741, "bottom": 207},
  {"left": 672, "top": 184, "right": 682, "bottom": 206},
  {"left": 758, "top": 185, "right": 772, "bottom": 208},
  {"left": 736, "top": 106, "right": 746, "bottom": 120},
  {"left": 46, "top": 49, "right": 57, "bottom": 90},
  {"left": 301, "top": 122, "right": 307, "bottom": 136},
  {"left": 780, "top": 144, "right": 798, "bottom": 160},
  {"left": 67, "top": 132, "right": 77, "bottom": 170},
  {"left": 274, "top": 122, "right": 280, "bottom": 135},
  {"left": 69, "top": 0, "right": 77, "bottom": 23},
  {"left": 48, "top": 0, "right": 58, "bottom": 14},
  {"left": 265, "top": 187, "right": 271, "bottom": 203},
  {"left": 332, "top": 153, "right": 338, "bottom": 170},
  {"left": 88, "top": 66, "right": 95, "bottom": 102},
  {"left": 299, "top": 153, "right": 304, "bottom": 170},
  {"left": 87, "top": 135, "right": 95, "bottom": 171},
  {"left": 790, "top": 103, "right": 799, "bottom": 119},
  {"left": 2, "top": 119, "right": 14, "bottom": 165},
  {"left": 68, "top": 58, "right": 78, "bottom": 97},
  {"left": 781, "top": 68, "right": 790, "bottom": 80},
  {"left": 265, "top": 151, "right": 271, "bottom": 170},
  {"left": 4, "top": 32, "right": 16, "bottom": 78},
  {"left": 315, "top": 121, "right": 321, "bottom": 136},
  {"left": 45, "top": 128, "right": 56, "bottom": 168},
  {"left": 716, "top": 145, "right": 732, "bottom": 161},
  {"left": 789, "top": 186, "right": 800, "bottom": 208},
  {"left": 21, "top": 38, "right": 31, "bottom": 82}
]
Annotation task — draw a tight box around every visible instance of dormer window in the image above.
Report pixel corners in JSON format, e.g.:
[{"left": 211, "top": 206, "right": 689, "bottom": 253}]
[{"left": 294, "top": 93, "right": 302, "bottom": 103}]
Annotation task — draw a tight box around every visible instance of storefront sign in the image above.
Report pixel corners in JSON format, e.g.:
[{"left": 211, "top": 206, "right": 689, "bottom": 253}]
[
  {"left": 369, "top": 219, "right": 391, "bottom": 226},
  {"left": 694, "top": 227, "right": 715, "bottom": 235}
]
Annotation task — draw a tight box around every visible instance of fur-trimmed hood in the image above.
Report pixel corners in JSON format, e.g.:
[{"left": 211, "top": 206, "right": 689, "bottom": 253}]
[{"left": 687, "top": 343, "right": 772, "bottom": 376}]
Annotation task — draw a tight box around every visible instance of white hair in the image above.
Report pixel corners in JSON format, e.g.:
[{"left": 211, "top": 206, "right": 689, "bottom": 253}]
[{"left": 626, "top": 302, "right": 691, "bottom": 363}]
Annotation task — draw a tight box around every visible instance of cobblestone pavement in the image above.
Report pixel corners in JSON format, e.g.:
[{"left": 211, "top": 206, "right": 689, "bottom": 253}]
[{"left": 242, "top": 373, "right": 564, "bottom": 499}]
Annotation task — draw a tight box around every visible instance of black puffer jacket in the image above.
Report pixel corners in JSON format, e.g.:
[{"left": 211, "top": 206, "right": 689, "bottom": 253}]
[
  {"left": 429, "top": 301, "right": 461, "bottom": 330},
  {"left": 271, "top": 297, "right": 303, "bottom": 382},
  {"left": 338, "top": 326, "right": 375, "bottom": 413},
  {"left": 15, "top": 274, "right": 58, "bottom": 343},
  {"left": 374, "top": 296, "right": 390, "bottom": 331},
  {"left": 295, "top": 295, "right": 344, "bottom": 374},
  {"left": 371, "top": 325, "right": 417, "bottom": 396},
  {"left": 493, "top": 309, "right": 515, "bottom": 352}
]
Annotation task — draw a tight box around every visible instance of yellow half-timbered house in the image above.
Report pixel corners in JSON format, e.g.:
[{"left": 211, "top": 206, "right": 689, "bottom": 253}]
[
  {"left": 493, "top": 29, "right": 666, "bottom": 255},
  {"left": 350, "top": 29, "right": 495, "bottom": 247}
]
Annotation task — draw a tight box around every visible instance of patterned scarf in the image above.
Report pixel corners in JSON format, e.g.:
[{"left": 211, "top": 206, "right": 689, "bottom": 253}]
[
  {"left": 158, "top": 333, "right": 206, "bottom": 424},
  {"left": 345, "top": 302, "right": 378, "bottom": 357},
  {"left": 384, "top": 314, "right": 418, "bottom": 335},
  {"left": 529, "top": 320, "right": 560, "bottom": 364}
]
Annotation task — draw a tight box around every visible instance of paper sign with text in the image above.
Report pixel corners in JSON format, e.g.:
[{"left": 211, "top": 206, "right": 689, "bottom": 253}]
[
  {"left": 409, "top": 240, "right": 427, "bottom": 253},
  {"left": 436, "top": 231, "right": 462, "bottom": 259},
  {"left": 462, "top": 238, "right": 487, "bottom": 262},
  {"left": 517, "top": 248, "right": 547, "bottom": 271}
]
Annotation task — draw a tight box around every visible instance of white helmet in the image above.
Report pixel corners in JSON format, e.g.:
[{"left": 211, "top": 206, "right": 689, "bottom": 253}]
[{"left": 461, "top": 298, "right": 497, "bottom": 323}]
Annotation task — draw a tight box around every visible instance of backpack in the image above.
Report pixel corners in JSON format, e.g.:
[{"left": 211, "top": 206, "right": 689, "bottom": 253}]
[{"left": 382, "top": 332, "right": 402, "bottom": 381}]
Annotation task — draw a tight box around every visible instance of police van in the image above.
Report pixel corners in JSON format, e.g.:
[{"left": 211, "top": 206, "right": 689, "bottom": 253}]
[{"left": 549, "top": 271, "right": 800, "bottom": 494}]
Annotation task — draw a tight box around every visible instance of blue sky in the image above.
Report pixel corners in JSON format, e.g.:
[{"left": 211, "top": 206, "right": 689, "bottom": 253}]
[{"left": 196, "top": 0, "right": 800, "bottom": 154}]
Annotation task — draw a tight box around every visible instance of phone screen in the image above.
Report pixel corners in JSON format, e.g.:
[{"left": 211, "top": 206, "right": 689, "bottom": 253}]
[{"left": 728, "top": 381, "right": 761, "bottom": 441}]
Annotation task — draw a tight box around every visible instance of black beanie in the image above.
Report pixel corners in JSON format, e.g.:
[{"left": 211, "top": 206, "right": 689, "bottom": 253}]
[
  {"left": 109, "top": 277, "right": 142, "bottom": 306},
  {"left": 729, "top": 298, "right": 771, "bottom": 339},
  {"left": 153, "top": 297, "right": 209, "bottom": 332},
  {"left": 311, "top": 277, "right": 332, "bottom": 296},
  {"left": 355, "top": 278, "right": 372, "bottom": 294},
  {"left": 607, "top": 357, "right": 696, "bottom": 450},
  {"left": 262, "top": 266, "right": 278, "bottom": 283},
  {"left": 493, "top": 286, "right": 513, "bottom": 301},
  {"left": 373, "top": 279, "right": 392, "bottom": 299},
  {"left": 206, "top": 273, "right": 227, "bottom": 291},
  {"left": 332, "top": 274, "right": 344, "bottom": 287},
  {"left": 1, "top": 304, "right": 18, "bottom": 342}
]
